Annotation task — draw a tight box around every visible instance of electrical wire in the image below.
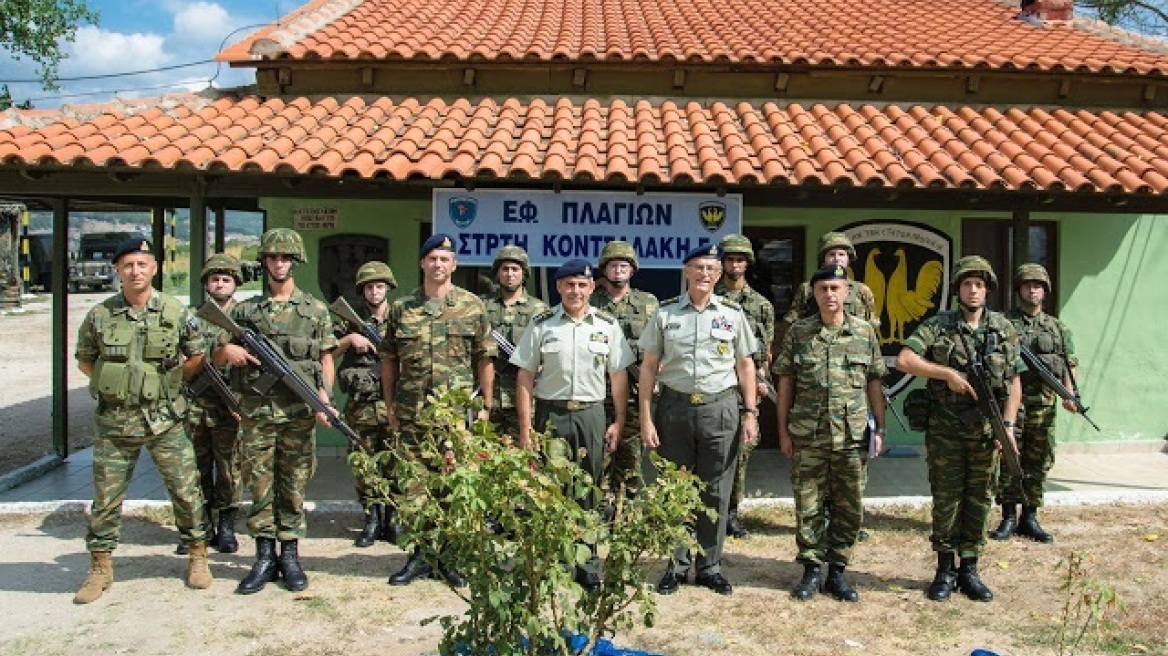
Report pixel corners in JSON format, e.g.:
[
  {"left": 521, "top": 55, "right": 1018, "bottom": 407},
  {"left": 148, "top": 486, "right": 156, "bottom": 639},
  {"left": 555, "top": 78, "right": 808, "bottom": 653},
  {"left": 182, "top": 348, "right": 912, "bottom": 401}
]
[{"left": 0, "top": 60, "right": 216, "bottom": 84}]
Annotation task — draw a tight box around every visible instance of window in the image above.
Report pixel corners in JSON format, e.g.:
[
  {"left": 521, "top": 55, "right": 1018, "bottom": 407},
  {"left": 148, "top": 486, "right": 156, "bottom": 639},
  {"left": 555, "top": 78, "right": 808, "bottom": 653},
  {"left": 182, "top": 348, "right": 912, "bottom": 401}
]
[{"left": 961, "top": 219, "right": 1058, "bottom": 312}]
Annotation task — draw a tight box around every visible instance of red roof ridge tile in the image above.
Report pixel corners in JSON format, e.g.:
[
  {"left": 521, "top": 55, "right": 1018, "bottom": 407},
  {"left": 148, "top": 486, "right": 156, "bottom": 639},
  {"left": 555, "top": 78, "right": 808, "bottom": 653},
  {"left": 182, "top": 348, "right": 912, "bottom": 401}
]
[{"left": 219, "top": 0, "right": 364, "bottom": 61}]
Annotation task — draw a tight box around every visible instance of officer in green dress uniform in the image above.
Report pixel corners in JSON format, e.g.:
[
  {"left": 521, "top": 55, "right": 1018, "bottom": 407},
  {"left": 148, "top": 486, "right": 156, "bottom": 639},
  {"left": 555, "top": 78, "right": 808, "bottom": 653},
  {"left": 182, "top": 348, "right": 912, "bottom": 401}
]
[
  {"left": 640, "top": 244, "right": 760, "bottom": 597},
  {"left": 511, "top": 258, "right": 634, "bottom": 591}
]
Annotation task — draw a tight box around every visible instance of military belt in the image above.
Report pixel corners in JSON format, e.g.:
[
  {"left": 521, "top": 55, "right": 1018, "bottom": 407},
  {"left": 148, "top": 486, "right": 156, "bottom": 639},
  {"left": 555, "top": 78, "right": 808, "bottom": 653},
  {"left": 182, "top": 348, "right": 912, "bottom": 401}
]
[
  {"left": 660, "top": 386, "right": 737, "bottom": 406},
  {"left": 538, "top": 399, "right": 601, "bottom": 411}
]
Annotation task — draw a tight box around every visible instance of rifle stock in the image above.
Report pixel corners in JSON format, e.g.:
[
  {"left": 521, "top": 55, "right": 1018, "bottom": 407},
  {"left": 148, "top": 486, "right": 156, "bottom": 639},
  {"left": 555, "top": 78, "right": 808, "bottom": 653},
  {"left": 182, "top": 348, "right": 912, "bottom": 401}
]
[
  {"left": 329, "top": 297, "right": 383, "bottom": 350},
  {"left": 198, "top": 300, "right": 365, "bottom": 451},
  {"left": 187, "top": 358, "right": 242, "bottom": 419},
  {"left": 1019, "top": 345, "right": 1100, "bottom": 432}
]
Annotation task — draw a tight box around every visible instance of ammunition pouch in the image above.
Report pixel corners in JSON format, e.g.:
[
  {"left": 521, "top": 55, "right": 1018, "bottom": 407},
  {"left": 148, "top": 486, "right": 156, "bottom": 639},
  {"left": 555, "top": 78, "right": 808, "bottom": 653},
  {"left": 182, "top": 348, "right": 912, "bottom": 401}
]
[
  {"left": 338, "top": 366, "right": 382, "bottom": 401},
  {"left": 903, "top": 388, "right": 930, "bottom": 432}
]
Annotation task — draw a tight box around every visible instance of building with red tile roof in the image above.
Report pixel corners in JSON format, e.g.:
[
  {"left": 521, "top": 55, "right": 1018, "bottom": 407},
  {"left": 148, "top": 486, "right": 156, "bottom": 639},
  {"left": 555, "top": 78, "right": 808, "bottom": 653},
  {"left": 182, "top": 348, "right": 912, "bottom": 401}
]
[{"left": 1, "top": 0, "right": 1166, "bottom": 449}]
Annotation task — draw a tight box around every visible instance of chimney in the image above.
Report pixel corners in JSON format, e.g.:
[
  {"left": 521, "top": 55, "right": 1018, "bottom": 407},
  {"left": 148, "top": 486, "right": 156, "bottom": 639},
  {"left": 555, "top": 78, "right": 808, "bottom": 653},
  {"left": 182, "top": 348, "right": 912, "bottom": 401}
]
[{"left": 1034, "top": 0, "right": 1073, "bottom": 22}]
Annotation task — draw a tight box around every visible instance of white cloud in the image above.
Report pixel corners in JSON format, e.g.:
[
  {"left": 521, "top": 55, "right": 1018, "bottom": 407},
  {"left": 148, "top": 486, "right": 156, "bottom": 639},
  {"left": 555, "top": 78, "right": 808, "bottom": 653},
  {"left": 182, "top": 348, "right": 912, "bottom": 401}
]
[
  {"left": 173, "top": 2, "right": 235, "bottom": 47},
  {"left": 64, "top": 26, "right": 168, "bottom": 75}
]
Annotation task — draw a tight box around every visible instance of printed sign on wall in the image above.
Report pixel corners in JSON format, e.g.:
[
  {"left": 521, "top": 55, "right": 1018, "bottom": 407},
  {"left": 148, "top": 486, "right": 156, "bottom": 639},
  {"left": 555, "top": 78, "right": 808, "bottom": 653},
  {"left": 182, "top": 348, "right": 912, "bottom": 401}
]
[
  {"left": 433, "top": 189, "right": 743, "bottom": 268},
  {"left": 292, "top": 207, "right": 339, "bottom": 231},
  {"left": 840, "top": 221, "right": 953, "bottom": 395}
]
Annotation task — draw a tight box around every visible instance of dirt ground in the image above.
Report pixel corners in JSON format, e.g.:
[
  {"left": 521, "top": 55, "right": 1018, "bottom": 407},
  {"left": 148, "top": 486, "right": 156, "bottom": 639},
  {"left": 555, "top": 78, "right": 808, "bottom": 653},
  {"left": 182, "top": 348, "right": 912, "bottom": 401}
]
[
  {"left": 0, "top": 293, "right": 102, "bottom": 476},
  {"left": 0, "top": 503, "right": 1163, "bottom": 656}
]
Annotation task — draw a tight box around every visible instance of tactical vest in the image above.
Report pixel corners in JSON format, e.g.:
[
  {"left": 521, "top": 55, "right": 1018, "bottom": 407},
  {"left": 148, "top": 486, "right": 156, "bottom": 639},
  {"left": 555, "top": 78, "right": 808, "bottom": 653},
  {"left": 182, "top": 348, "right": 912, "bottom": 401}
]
[
  {"left": 924, "top": 310, "right": 1013, "bottom": 404},
  {"left": 337, "top": 314, "right": 386, "bottom": 402},
  {"left": 1013, "top": 313, "right": 1067, "bottom": 380},
  {"left": 231, "top": 297, "right": 324, "bottom": 396},
  {"left": 89, "top": 296, "right": 187, "bottom": 412}
]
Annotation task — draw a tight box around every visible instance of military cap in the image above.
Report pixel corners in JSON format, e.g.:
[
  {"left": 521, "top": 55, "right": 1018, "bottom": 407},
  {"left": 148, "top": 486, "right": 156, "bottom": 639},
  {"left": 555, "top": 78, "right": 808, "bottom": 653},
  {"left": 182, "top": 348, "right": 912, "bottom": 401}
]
[
  {"left": 810, "top": 264, "right": 849, "bottom": 286},
  {"left": 112, "top": 238, "right": 153, "bottom": 264},
  {"left": 555, "top": 258, "right": 594, "bottom": 280},
  {"left": 683, "top": 243, "right": 722, "bottom": 264},
  {"left": 420, "top": 233, "right": 457, "bottom": 258}
]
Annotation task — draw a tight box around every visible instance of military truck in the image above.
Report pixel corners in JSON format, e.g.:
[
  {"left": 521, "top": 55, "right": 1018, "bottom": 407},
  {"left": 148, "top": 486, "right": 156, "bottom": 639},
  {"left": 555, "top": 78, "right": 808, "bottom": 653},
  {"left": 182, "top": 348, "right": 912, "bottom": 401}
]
[{"left": 68, "top": 231, "right": 147, "bottom": 292}]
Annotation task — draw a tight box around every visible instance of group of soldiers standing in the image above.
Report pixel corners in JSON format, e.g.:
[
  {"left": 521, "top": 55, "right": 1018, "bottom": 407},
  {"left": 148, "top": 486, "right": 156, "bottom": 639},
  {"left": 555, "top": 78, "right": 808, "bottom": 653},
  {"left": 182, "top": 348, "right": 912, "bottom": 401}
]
[{"left": 71, "top": 225, "right": 1080, "bottom": 606}]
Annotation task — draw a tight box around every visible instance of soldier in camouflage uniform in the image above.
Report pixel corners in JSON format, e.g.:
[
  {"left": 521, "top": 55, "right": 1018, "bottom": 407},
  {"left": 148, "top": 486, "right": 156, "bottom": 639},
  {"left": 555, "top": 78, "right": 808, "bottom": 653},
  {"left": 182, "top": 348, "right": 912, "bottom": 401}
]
[
  {"left": 590, "top": 240, "right": 658, "bottom": 500},
  {"left": 482, "top": 245, "right": 548, "bottom": 440},
  {"left": 181, "top": 253, "right": 244, "bottom": 556},
  {"left": 991, "top": 263, "right": 1079, "bottom": 544},
  {"left": 780, "top": 231, "right": 877, "bottom": 331},
  {"left": 897, "top": 256, "right": 1023, "bottom": 603},
  {"left": 380, "top": 234, "right": 495, "bottom": 587},
  {"left": 214, "top": 228, "right": 338, "bottom": 595},
  {"left": 715, "top": 234, "right": 775, "bottom": 539},
  {"left": 775, "top": 264, "right": 886, "bottom": 602},
  {"left": 333, "top": 261, "right": 398, "bottom": 548},
  {"left": 73, "top": 238, "right": 212, "bottom": 604}
]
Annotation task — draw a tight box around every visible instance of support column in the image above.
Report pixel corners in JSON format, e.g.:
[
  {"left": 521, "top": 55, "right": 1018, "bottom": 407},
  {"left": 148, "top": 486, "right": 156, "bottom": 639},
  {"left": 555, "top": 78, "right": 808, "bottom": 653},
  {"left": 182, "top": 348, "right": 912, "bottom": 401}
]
[
  {"left": 52, "top": 199, "right": 70, "bottom": 458},
  {"left": 214, "top": 205, "right": 226, "bottom": 253},
  {"left": 152, "top": 206, "right": 166, "bottom": 290},
  {"left": 189, "top": 183, "right": 208, "bottom": 305},
  {"left": 1011, "top": 207, "right": 1031, "bottom": 291}
]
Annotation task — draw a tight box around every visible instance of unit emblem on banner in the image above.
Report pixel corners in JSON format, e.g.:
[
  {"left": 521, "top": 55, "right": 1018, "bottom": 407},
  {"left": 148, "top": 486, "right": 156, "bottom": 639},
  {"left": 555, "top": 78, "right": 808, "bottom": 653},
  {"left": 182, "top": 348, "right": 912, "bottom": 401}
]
[
  {"left": 842, "top": 221, "right": 952, "bottom": 395},
  {"left": 698, "top": 202, "right": 726, "bottom": 233},
  {"left": 448, "top": 197, "right": 478, "bottom": 229}
]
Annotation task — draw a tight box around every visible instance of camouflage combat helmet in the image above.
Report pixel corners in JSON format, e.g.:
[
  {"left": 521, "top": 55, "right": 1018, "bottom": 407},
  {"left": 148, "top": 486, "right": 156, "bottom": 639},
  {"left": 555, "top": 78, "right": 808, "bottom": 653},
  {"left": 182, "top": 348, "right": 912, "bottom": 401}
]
[
  {"left": 951, "top": 255, "right": 998, "bottom": 289},
  {"left": 258, "top": 228, "right": 306, "bottom": 263},
  {"left": 492, "top": 245, "right": 531, "bottom": 279},
  {"left": 354, "top": 261, "right": 397, "bottom": 293},
  {"left": 599, "top": 240, "right": 639, "bottom": 271},
  {"left": 719, "top": 234, "right": 755, "bottom": 264},
  {"left": 201, "top": 252, "right": 243, "bottom": 285},
  {"left": 817, "top": 231, "right": 857, "bottom": 263},
  {"left": 1014, "top": 263, "right": 1051, "bottom": 290}
]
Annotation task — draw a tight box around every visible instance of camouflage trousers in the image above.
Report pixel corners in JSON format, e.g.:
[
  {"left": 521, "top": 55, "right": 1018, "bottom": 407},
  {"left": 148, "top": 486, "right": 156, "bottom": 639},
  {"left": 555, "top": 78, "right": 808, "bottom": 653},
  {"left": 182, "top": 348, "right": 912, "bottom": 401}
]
[
  {"left": 650, "top": 388, "right": 741, "bottom": 576},
  {"left": 790, "top": 444, "right": 868, "bottom": 566},
  {"left": 188, "top": 411, "right": 241, "bottom": 512},
  {"left": 729, "top": 418, "right": 757, "bottom": 508},
  {"left": 998, "top": 392, "right": 1057, "bottom": 506},
  {"left": 238, "top": 410, "right": 317, "bottom": 541},
  {"left": 603, "top": 403, "right": 643, "bottom": 497},
  {"left": 87, "top": 420, "right": 208, "bottom": 552},
  {"left": 345, "top": 400, "right": 394, "bottom": 505},
  {"left": 925, "top": 429, "right": 999, "bottom": 558}
]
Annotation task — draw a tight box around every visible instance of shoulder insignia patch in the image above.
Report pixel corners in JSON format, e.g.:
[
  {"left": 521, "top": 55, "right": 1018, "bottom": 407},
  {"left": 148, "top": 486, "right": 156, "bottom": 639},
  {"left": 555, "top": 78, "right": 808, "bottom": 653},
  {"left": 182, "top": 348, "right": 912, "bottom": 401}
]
[{"left": 533, "top": 310, "right": 554, "bottom": 324}]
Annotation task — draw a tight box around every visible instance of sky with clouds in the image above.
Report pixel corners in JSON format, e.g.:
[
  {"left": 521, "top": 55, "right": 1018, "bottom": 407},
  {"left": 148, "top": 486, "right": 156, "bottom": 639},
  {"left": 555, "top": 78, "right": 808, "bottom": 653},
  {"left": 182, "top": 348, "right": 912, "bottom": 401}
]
[{"left": 1, "top": 0, "right": 300, "bottom": 107}]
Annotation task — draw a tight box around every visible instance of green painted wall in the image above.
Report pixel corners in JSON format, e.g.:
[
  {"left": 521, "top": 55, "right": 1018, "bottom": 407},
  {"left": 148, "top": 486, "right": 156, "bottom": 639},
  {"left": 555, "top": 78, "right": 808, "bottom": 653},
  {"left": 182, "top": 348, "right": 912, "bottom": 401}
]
[{"left": 260, "top": 195, "right": 1168, "bottom": 448}]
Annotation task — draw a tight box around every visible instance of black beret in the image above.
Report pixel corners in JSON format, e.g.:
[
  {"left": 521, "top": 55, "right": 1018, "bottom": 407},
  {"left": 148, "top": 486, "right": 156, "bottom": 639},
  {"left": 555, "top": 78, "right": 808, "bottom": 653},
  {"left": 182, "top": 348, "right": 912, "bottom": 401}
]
[
  {"left": 112, "top": 238, "right": 153, "bottom": 264},
  {"left": 420, "top": 233, "right": 456, "bottom": 258},
  {"left": 555, "top": 258, "right": 594, "bottom": 280},
  {"left": 810, "top": 264, "right": 849, "bottom": 286},
  {"left": 683, "top": 243, "right": 721, "bottom": 264}
]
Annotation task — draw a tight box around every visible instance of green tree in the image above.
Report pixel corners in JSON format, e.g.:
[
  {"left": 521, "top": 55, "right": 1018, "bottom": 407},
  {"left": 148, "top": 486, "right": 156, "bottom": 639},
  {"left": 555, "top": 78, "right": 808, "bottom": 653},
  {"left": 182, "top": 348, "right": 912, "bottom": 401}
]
[
  {"left": 1078, "top": 0, "right": 1168, "bottom": 35},
  {"left": 1, "top": 0, "right": 99, "bottom": 90}
]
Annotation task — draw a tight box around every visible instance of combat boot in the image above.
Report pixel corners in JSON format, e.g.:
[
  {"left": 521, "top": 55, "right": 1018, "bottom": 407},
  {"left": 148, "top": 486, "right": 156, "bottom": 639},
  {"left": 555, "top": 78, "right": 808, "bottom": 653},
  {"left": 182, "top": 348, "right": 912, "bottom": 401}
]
[
  {"left": 73, "top": 551, "right": 113, "bottom": 604},
  {"left": 388, "top": 547, "right": 433, "bottom": 585},
  {"left": 186, "top": 542, "right": 213, "bottom": 589},
  {"left": 957, "top": 557, "right": 994, "bottom": 602},
  {"left": 236, "top": 537, "right": 279, "bottom": 595},
  {"left": 381, "top": 505, "right": 403, "bottom": 545},
  {"left": 823, "top": 564, "right": 859, "bottom": 602},
  {"left": 926, "top": 552, "right": 957, "bottom": 601},
  {"left": 1017, "top": 505, "right": 1054, "bottom": 543},
  {"left": 355, "top": 505, "right": 382, "bottom": 548},
  {"left": 279, "top": 540, "right": 309, "bottom": 592},
  {"left": 791, "top": 564, "right": 822, "bottom": 601},
  {"left": 215, "top": 508, "right": 239, "bottom": 554},
  {"left": 989, "top": 504, "right": 1018, "bottom": 541},
  {"left": 725, "top": 506, "right": 749, "bottom": 539}
]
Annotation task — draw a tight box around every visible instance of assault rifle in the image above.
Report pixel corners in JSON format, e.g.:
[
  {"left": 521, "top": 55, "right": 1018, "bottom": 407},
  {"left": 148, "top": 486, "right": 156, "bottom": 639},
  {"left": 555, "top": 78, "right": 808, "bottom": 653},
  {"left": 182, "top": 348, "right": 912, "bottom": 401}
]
[
  {"left": 187, "top": 358, "right": 242, "bottom": 420},
  {"left": 329, "top": 297, "right": 382, "bottom": 351},
  {"left": 882, "top": 385, "right": 909, "bottom": 432},
  {"left": 965, "top": 356, "right": 1028, "bottom": 502},
  {"left": 198, "top": 300, "right": 364, "bottom": 450},
  {"left": 756, "top": 369, "right": 778, "bottom": 405},
  {"left": 1019, "top": 345, "right": 1101, "bottom": 432}
]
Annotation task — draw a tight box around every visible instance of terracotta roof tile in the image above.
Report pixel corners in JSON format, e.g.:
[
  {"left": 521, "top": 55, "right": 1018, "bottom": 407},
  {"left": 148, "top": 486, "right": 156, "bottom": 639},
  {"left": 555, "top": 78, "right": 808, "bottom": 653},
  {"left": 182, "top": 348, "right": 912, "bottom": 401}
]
[
  {"left": 216, "top": 0, "right": 1168, "bottom": 76},
  {"left": 3, "top": 94, "right": 1168, "bottom": 194}
]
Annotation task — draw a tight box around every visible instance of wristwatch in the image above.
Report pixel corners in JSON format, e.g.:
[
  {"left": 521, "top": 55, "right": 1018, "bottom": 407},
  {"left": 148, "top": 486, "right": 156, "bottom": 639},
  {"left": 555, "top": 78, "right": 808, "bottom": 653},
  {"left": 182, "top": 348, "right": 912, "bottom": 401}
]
[
  {"left": 1002, "top": 420, "right": 1015, "bottom": 428},
  {"left": 741, "top": 407, "right": 759, "bottom": 417}
]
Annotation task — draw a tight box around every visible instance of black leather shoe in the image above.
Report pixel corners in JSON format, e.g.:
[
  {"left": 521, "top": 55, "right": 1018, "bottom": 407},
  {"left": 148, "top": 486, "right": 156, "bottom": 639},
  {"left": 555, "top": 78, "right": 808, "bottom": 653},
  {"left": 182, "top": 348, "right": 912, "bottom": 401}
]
[
  {"left": 435, "top": 561, "right": 468, "bottom": 588},
  {"left": 216, "top": 508, "right": 239, "bottom": 554},
  {"left": 656, "top": 570, "right": 688, "bottom": 595},
  {"left": 792, "top": 564, "right": 821, "bottom": 601},
  {"left": 957, "top": 558, "right": 993, "bottom": 602},
  {"left": 1017, "top": 506, "right": 1054, "bottom": 543},
  {"left": 695, "top": 572, "right": 733, "bottom": 595},
  {"left": 575, "top": 567, "right": 602, "bottom": 593},
  {"left": 174, "top": 541, "right": 189, "bottom": 555},
  {"left": 236, "top": 537, "right": 279, "bottom": 595},
  {"left": 388, "top": 548, "right": 432, "bottom": 586},
  {"left": 279, "top": 540, "right": 309, "bottom": 592},
  {"left": 926, "top": 552, "right": 957, "bottom": 602},
  {"left": 823, "top": 564, "right": 859, "bottom": 602},
  {"left": 355, "top": 506, "right": 382, "bottom": 548},
  {"left": 725, "top": 508, "right": 749, "bottom": 539},
  {"left": 381, "top": 507, "right": 403, "bottom": 545},
  {"left": 989, "top": 504, "right": 1018, "bottom": 541}
]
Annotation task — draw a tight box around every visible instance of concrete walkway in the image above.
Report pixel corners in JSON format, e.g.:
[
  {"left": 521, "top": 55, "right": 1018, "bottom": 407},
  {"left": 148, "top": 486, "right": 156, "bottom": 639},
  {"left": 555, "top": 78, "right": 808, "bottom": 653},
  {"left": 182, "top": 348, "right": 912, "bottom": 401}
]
[{"left": 2, "top": 442, "right": 1165, "bottom": 512}]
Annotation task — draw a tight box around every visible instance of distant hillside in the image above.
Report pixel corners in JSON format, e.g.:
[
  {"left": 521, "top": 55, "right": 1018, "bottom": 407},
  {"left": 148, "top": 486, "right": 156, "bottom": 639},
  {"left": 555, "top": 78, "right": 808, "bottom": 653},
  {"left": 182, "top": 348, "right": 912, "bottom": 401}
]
[{"left": 25, "top": 210, "right": 263, "bottom": 245}]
